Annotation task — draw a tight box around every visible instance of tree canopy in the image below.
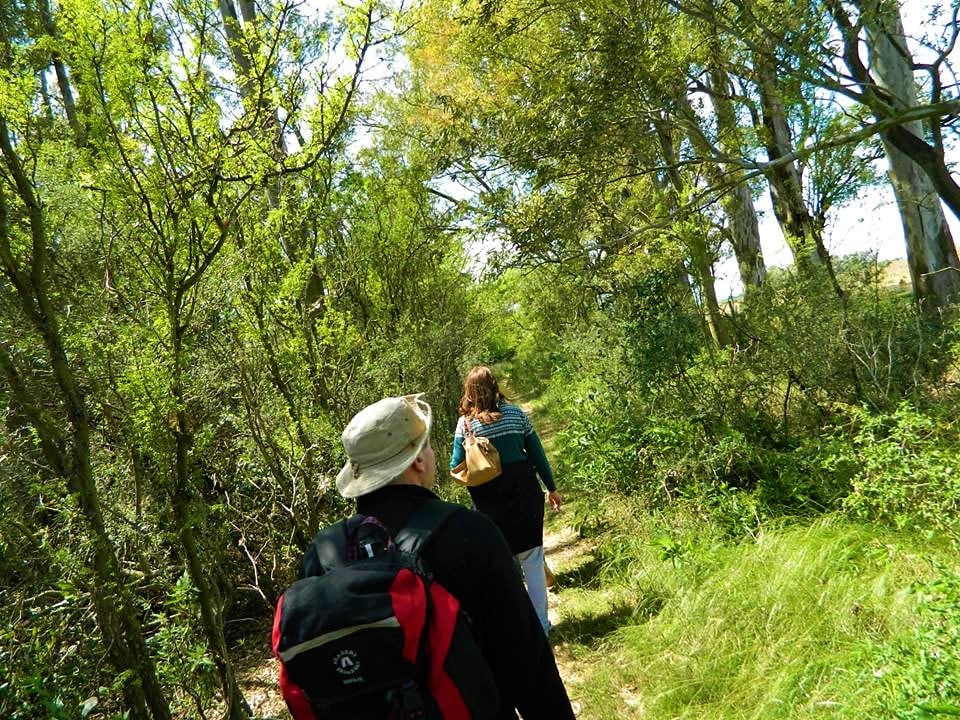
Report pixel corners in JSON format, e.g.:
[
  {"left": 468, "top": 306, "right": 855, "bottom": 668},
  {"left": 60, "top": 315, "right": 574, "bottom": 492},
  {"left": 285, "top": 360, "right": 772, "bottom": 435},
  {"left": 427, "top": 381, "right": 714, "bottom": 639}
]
[{"left": 2, "top": 0, "right": 960, "bottom": 717}]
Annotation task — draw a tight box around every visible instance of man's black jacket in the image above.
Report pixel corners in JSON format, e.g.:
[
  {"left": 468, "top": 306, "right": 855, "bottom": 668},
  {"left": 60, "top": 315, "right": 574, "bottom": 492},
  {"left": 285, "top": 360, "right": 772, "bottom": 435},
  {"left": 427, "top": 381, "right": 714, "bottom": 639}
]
[{"left": 300, "top": 483, "right": 574, "bottom": 720}]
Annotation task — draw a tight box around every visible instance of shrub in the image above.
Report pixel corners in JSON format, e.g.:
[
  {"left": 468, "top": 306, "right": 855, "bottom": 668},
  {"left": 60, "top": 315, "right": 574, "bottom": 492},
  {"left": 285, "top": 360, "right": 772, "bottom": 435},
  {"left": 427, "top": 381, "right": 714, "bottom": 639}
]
[
  {"left": 554, "top": 392, "right": 650, "bottom": 499},
  {"left": 841, "top": 403, "right": 960, "bottom": 543}
]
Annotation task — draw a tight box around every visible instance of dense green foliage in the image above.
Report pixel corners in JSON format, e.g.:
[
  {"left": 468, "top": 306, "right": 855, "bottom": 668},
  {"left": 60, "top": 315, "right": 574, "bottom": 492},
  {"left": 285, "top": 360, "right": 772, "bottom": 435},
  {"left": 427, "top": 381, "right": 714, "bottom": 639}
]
[
  {"left": 500, "top": 260, "right": 960, "bottom": 540},
  {"left": 2, "top": 0, "right": 960, "bottom": 718},
  {"left": 546, "top": 506, "right": 960, "bottom": 719},
  {"left": 1, "top": 1, "right": 482, "bottom": 717},
  {"left": 494, "top": 254, "right": 960, "bottom": 717}
]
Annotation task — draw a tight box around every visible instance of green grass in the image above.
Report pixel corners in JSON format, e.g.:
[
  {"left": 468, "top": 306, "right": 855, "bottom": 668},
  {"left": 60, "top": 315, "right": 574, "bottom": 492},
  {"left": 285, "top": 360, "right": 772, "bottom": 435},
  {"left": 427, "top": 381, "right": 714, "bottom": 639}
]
[{"left": 551, "top": 500, "right": 959, "bottom": 720}]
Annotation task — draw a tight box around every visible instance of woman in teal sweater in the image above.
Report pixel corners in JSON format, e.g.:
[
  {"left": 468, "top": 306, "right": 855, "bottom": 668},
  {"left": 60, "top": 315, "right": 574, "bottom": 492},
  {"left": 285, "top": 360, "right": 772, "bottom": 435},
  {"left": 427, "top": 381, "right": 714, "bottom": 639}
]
[{"left": 450, "top": 366, "right": 562, "bottom": 634}]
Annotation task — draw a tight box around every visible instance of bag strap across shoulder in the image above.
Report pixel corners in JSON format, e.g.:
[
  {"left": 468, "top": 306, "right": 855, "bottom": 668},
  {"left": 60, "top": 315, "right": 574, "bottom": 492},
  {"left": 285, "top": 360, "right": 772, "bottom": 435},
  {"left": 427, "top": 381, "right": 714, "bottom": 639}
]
[
  {"left": 460, "top": 415, "right": 475, "bottom": 442},
  {"left": 300, "top": 500, "right": 461, "bottom": 577},
  {"left": 299, "top": 519, "right": 351, "bottom": 578},
  {"left": 394, "top": 499, "right": 461, "bottom": 556}
]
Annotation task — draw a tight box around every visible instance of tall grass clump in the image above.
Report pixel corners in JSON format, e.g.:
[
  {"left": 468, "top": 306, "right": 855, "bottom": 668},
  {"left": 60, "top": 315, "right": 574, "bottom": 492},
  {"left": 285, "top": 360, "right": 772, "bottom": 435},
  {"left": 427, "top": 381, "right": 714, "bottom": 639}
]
[{"left": 574, "top": 517, "right": 956, "bottom": 719}]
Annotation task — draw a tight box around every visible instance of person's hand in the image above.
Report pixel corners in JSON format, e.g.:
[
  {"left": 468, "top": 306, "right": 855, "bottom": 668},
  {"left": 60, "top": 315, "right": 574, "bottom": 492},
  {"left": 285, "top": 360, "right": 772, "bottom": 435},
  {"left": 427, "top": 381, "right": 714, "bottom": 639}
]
[{"left": 547, "top": 490, "right": 563, "bottom": 512}]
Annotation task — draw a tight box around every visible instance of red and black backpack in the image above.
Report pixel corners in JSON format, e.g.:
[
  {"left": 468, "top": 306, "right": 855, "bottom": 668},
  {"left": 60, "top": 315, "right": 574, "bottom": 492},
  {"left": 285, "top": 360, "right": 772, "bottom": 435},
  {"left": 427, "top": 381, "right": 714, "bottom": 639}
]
[{"left": 272, "top": 500, "right": 500, "bottom": 720}]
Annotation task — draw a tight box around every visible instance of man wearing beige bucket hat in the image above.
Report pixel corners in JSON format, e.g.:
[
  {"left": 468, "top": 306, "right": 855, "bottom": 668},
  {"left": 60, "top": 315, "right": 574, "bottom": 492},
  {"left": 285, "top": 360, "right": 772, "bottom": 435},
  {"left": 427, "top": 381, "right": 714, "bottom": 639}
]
[
  {"left": 334, "top": 393, "right": 437, "bottom": 498},
  {"left": 304, "top": 393, "right": 574, "bottom": 720}
]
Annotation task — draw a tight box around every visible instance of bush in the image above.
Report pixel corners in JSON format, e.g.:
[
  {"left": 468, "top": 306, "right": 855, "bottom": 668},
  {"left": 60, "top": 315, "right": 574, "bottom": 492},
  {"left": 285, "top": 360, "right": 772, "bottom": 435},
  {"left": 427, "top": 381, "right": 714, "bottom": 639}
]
[
  {"left": 553, "top": 381, "right": 857, "bottom": 537},
  {"left": 555, "top": 393, "right": 661, "bottom": 500},
  {"left": 841, "top": 403, "right": 960, "bottom": 543}
]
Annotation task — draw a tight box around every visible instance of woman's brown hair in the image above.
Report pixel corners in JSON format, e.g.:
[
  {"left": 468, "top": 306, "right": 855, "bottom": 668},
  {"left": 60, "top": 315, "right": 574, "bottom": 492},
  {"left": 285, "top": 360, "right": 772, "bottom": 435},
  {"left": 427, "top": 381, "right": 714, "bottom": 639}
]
[{"left": 459, "top": 366, "right": 508, "bottom": 423}]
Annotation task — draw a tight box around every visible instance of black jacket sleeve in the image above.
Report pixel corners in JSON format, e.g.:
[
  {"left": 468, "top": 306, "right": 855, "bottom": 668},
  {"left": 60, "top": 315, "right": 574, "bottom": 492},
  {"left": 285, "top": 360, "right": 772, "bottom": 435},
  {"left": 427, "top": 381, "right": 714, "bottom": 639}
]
[{"left": 424, "top": 509, "right": 575, "bottom": 720}]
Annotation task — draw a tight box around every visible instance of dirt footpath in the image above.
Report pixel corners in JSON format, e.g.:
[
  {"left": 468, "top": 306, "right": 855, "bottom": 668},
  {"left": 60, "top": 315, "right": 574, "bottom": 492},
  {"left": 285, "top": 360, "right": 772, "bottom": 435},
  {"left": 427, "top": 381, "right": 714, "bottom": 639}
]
[{"left": 544, "top": 522, "right": 592, "bottom": 717}]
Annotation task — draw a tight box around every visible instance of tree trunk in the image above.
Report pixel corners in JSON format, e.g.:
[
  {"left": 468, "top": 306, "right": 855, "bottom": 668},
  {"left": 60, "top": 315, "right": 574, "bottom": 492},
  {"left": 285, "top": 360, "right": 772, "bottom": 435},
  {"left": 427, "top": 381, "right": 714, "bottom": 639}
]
[
  {"left": 706, "top": 59, "right": 766, "bottom": 293},
  {"left": 752, "top": 53, "right": 845, "bottom": 301},
  {"left": 247, "top": 291, "right": 320, "bottom": 539},
  {"left": 655, "top": 118, "right": 731, "bottom": 347},
  {"left": 681, "top": 86, "right": 766, "bottom": 296},
  {"left": 38, "top": 0, "right": 87, "bottom": 147},
  {"left": 829, "top": 0, "right": 960, "bottom": 260},
  {"left": 169, "top": 314, "right": 252, "bottom": 720},
  {"left": 172, "top": 489, "right": 251, "bottom": 720},
  {"left": 38, "top": 68, "right": 55, "bottom": 125},
  {"left": 728, "top": 182, "right": 765, "bottom": 290},
  {"left": 753, "top": 59, "right": 815, "bottom": 268},
  {"left": 689, "top": 230, "right": 732, "bottom": 347},
  {"left": 0, "top": 120, "right": 170, "bottom": 720},
  {"left": 861, "top": 2, "right": 960, "bottom": 309}
]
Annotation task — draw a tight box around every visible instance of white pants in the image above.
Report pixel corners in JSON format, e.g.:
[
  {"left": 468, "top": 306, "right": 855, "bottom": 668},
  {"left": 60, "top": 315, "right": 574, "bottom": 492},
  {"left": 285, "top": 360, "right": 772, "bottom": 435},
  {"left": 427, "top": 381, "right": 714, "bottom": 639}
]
[{"left": 516, "top": 545, "right": 550, "bottom": 635}]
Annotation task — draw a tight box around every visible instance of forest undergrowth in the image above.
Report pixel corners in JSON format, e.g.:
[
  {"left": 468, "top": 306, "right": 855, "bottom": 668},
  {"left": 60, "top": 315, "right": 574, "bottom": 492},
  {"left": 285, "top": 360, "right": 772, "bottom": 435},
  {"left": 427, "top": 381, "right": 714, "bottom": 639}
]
[
  {"left": 541, "top": 493, "right": 960, "bottom": 720},
  {"left": 499, "top": 318, "right": 960, "bottom": 720}
]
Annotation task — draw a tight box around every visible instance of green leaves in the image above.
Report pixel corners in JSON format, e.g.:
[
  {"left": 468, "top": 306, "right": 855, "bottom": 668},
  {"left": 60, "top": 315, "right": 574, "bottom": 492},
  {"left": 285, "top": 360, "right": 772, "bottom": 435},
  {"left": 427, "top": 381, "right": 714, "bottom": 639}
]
[
  {"left": 842, "top": 403, "right": 960, "bottom": 541},
  {"left": 861, "top": 565, "right": 960, "bottom": 719}
]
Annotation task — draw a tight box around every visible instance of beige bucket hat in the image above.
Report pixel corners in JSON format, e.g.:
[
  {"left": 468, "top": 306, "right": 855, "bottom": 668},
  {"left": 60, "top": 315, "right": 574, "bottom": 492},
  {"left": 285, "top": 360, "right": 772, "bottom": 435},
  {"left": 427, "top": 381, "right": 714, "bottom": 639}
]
[{"left": 336, "top": 393, "right": 433, "bottom": 498}]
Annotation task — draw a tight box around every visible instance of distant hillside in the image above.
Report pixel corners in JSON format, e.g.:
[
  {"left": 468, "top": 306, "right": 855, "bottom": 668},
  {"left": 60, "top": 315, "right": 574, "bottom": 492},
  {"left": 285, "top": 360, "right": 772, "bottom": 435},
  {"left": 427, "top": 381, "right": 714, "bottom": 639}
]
[{"left": 881, "top": 258, "right": 911, "bottom": 289}]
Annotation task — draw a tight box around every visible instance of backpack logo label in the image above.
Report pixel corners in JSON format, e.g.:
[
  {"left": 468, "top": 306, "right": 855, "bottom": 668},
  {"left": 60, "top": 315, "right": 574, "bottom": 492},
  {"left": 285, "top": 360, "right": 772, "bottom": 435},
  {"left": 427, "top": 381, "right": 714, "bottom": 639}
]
[{"left": 333, "top": 649, "right": 360, "bottom": 676}]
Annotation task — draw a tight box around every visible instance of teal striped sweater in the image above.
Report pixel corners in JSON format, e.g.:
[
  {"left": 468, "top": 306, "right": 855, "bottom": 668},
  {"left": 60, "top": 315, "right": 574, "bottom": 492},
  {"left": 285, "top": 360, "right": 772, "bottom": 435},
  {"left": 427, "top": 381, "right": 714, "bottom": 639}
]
[{"left": 449, "top": 403, "right": 556, "bottom": 491}]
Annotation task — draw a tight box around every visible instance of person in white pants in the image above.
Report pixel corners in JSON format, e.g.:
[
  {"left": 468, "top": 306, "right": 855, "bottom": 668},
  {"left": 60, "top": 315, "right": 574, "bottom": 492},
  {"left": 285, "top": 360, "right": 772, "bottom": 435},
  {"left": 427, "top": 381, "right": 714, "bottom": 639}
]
[
  {"left": 449, "top": 366, "right": 563, "bottom": 636},
  {"left": 516, "top": 545, "right": 551, "bottom": 634}
]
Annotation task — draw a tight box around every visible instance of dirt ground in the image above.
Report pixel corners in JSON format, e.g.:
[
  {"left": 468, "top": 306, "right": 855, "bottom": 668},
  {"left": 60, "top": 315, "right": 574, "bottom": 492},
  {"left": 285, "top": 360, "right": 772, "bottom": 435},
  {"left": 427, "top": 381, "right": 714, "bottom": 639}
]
[
  {"left": 235, "top": 628, "right": 288, "bottom": 719},
  {"left": 544, "top": 523, "right": 591, "bottom": 716}
]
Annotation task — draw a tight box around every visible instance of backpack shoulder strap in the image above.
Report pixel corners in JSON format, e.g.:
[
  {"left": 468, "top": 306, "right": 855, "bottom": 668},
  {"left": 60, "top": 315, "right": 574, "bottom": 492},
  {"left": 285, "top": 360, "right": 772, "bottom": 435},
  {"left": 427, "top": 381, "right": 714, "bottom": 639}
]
[
  {"left": 298, "top": 517, "right": 355, "bottom": 578},
  {"left": 394, "top": 499, "right": 462, "bottom": 557}
]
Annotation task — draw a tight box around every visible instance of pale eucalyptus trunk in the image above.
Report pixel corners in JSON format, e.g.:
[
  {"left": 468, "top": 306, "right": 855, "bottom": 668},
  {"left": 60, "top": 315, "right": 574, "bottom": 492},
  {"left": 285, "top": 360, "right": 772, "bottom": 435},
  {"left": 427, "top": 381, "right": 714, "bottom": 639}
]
[
  {"left": 690, "top": 233, "right": 731, "bottom": 348},
  {"left": 728, "top": 182, "right": 765, "bottom": 290},
  {"left": 753, "top": 52, "right": 845, "bottom": 299},
  {"left": 706, "top": 60, "right": 766, "bottom": 293},
  {"left": 655, "top": 118, "right": 731, "bottom": 348},
  {"left": 862, "top": 1, "right": 960, "bottom": 309},
  {"left": 824, "top": 0, "right": 960, "bottom": 248},
  {"left": 682, "top": 89, "right": 765, "bottom": 296}
]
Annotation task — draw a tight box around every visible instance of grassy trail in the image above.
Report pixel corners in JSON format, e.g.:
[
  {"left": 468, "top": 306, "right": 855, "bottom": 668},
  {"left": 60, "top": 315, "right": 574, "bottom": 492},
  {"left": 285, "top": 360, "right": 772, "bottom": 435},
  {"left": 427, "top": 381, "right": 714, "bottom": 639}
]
[
  {"left": 531, "top": 395, "right": 610, "bottom": 718},
  {"left": 538, "top": 504, "right": 960, "bottom": 720},
  {"left": 543, "top": 522, "right": 593, "bottom": 717},
  {"left": 544, "top": 518, "right": 597, "bottom": 718}
]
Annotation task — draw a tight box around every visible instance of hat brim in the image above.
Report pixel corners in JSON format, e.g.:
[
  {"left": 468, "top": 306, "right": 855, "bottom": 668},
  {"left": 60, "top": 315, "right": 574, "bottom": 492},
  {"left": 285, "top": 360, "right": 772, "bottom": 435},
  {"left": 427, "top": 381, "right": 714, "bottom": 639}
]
[{"left": 336, "top": 397, "right": 432, "bottom": 498}]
